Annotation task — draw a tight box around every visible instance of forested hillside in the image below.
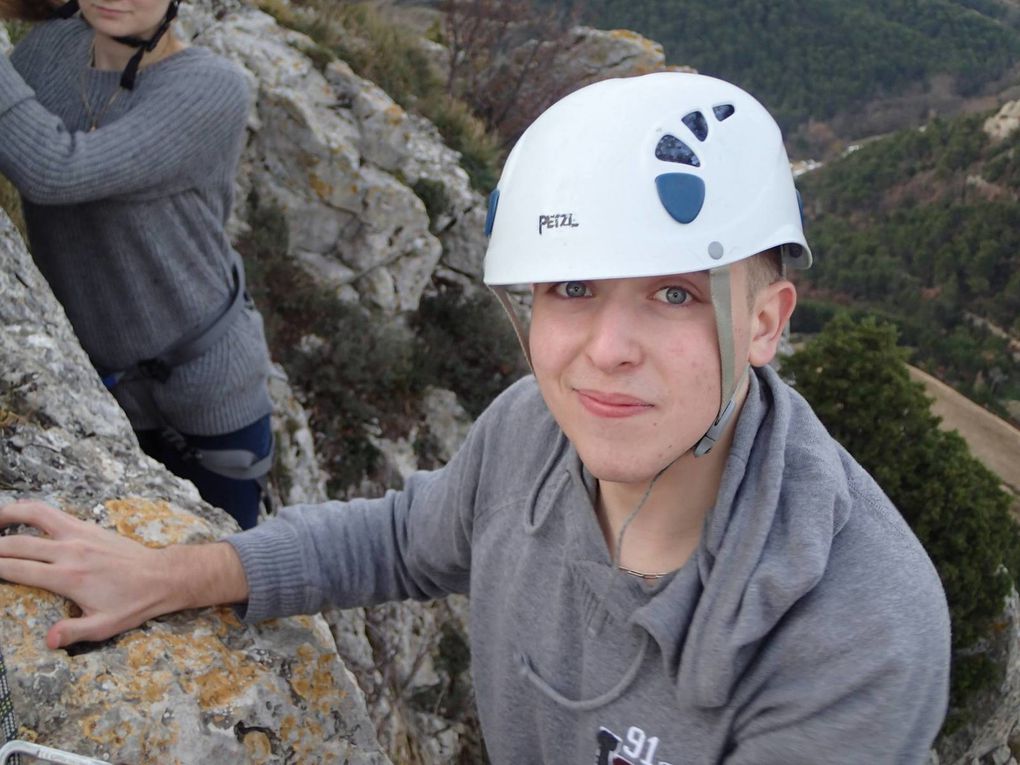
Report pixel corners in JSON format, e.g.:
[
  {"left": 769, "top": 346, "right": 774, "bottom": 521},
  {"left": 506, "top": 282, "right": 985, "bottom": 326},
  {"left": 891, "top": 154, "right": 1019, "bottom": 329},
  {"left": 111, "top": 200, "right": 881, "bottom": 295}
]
[
  {"left": 554, "top": 0, "right": 1020, "bottom": 153},
  {"left": 794, "top": 112, "right": 1020, "bottom": 423}
]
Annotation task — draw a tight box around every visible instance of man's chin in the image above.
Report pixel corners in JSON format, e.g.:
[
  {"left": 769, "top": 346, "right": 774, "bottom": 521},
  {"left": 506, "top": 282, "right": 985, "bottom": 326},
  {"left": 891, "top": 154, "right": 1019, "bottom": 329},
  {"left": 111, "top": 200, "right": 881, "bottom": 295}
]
[{"left": 581, "top": 455, "right": 681, "bottom": 487}]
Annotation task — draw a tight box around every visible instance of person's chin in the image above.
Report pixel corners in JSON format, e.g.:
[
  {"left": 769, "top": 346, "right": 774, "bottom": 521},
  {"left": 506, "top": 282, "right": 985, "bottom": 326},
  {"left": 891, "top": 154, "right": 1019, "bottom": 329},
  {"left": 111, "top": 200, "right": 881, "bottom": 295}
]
[{"left": 576, "top": 448, "right": 666, "bottom": 486}]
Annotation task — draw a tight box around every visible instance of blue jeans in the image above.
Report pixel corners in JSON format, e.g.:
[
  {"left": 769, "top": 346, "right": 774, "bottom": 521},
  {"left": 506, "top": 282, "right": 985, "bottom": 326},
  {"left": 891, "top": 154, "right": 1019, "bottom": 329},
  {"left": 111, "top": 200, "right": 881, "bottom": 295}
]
[{"left": 135, "top": 414, "right": 273, "bottom": 530}]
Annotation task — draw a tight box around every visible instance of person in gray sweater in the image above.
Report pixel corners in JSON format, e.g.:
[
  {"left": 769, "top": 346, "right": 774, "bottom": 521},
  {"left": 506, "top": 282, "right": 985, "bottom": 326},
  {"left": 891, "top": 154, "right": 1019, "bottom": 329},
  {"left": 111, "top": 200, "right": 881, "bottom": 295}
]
[
  {"left": 0, "top": 0, "right": 272, "bottom": 528},
  {"left": 0, "top": 73, "right": 951, "bottom": 763}
]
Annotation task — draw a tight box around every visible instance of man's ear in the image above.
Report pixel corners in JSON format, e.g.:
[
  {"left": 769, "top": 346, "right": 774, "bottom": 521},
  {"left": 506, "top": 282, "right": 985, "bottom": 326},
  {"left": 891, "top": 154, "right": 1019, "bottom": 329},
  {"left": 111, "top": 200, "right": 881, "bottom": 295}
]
[{"left": 748, "top": 280, "right": 797, "bottom": 367}]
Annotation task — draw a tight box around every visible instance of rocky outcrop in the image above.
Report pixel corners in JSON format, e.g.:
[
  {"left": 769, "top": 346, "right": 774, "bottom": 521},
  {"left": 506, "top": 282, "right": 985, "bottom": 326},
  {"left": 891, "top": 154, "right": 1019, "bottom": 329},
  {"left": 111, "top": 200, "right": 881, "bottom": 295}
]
[
  {"left": 936, "top": 590, "right": 1020, "bottom": 765},
  {"left": 181, "top": 4, "right": 488, "bottom": 315},
  {"left": 558, "top": 25, "right": 682, "bottom": 84},
  {"left": 983, "top": 100, "right": 1020, "bottom": 142},
  {"left": 0, "top": 210, "right": 389, "bottom": 763}
]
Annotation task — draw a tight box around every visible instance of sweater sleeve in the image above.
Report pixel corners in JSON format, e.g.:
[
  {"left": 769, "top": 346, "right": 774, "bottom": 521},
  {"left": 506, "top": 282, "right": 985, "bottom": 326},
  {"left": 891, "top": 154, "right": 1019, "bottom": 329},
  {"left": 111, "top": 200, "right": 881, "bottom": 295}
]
[
  {"left": 221, "top": 387, "right": 512, "bottom": 623},
  {"left": 0, "top": 50, "right": 251, "bottom": 205},
  {"left": 224, "top": 468, "right": 476, "bottom": 623}
]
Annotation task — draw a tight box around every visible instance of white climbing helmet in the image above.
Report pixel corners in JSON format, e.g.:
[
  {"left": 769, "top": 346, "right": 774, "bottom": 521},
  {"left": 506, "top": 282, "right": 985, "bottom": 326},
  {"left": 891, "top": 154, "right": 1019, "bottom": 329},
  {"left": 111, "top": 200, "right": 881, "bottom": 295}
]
[{"left": 482, "top": 71, "right": 811, "bottom": 285}]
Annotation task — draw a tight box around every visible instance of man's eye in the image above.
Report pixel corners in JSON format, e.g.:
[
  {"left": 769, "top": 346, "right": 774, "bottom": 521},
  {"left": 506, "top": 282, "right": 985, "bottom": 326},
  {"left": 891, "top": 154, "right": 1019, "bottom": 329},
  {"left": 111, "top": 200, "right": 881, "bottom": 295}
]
[
  {"left": 655, "top": 286, "right": 690, "bottom": 305},
  {"left": 555, "top": 281, "right": 591, "bottom": 298}
]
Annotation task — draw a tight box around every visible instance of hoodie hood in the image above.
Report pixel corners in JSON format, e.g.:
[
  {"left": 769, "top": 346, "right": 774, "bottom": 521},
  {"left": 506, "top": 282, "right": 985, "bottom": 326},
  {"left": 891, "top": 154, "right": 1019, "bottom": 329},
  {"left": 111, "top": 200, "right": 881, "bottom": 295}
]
[{"left": 630, "top": 364, "right": 854, "bottom": 708}]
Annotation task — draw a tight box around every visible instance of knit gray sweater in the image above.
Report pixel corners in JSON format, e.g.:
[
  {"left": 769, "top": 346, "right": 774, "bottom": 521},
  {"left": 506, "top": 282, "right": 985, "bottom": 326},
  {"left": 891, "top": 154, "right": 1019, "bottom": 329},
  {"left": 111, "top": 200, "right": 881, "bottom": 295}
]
[
  {"left": 0, "top": 19, "right": 271, "bottom": 435},
  {"left": 228, "top": 366, "right": 951, "bottom": 764}
]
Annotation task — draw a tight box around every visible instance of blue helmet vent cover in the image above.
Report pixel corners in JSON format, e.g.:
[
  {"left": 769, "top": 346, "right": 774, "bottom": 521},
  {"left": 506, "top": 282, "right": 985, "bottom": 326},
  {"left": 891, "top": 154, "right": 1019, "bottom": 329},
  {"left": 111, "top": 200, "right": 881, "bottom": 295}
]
[
  {"left": 655, "top": 135, "right": 700, "bottom": 167},
  {"left": 682, "top": 111, "right": 708, "bottom": 141},
  {"left": 655, "top": 173, "right": 706, "bottom": 224},
  {"left": 484, "top": 189, "right": 500, "bottom": 237},
  {"left": 713, "top": 104, "right": 735, "bottom": 121}
]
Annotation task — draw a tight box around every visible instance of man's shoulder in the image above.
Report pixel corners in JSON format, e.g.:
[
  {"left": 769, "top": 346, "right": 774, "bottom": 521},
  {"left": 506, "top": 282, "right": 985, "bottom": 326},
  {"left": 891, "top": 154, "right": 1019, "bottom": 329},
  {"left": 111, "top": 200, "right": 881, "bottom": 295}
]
[
  {"left": 479, "top": 375, "right": 554, "bottom": 429},
  {"left": 794, "top": 469, "right": 949, "bottom": 658},
  {"left": 748, "top": 367, "right": 948, "bottom": 648},
  {"left": 465, "top": 375, "right": 566, "bottom": 478}
]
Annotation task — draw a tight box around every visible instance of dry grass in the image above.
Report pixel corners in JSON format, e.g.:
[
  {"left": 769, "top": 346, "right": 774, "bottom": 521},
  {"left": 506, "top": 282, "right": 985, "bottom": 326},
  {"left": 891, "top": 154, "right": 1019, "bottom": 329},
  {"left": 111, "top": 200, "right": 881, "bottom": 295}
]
[
  {"left": 0, "top": 174, "right": 26, "bottom": 239},
  {"left": 909, "top": 366, "right": 1020, "bottom": 496}
]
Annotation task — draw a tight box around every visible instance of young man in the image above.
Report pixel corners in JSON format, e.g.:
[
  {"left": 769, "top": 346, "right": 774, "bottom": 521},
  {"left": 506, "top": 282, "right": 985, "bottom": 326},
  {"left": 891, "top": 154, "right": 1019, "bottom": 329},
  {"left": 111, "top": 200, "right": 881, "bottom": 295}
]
[{"left": 0, "top": 73, "right": 950, "bottom": 763}]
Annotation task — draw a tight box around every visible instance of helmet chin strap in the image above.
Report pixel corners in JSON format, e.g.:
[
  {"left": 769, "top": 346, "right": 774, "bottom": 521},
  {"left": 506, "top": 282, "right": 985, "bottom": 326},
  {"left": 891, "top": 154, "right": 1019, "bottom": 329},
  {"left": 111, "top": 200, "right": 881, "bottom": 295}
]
[
  {"left": 113, "top": 0, "right": 179, "bottom": 90},
  {"left": 694, "top": 265, "right": 747, "bottom": 457},
  {"left": 490, "top": 286, "right": 533, "bottom": 371}
]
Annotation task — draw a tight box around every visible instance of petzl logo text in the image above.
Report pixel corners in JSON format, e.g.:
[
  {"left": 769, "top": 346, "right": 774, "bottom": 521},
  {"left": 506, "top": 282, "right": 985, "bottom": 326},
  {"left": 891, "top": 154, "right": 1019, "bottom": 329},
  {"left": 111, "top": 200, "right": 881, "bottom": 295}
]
[{"left": 538, "top": 213, "right": 580, "bottom": 235}]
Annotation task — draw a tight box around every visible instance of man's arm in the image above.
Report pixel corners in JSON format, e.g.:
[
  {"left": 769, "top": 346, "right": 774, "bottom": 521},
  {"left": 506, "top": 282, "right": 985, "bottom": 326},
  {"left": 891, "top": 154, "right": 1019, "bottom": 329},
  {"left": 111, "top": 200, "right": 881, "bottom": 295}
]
[{"left": 0, "top": 500, "right": 248, "bottom": 649}]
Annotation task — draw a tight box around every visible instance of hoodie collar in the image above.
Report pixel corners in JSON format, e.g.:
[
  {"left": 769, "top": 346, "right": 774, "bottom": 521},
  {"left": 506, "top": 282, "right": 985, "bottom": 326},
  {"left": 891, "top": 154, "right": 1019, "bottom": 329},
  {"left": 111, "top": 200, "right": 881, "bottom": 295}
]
[{"left": 632, "top": 366, "right": 854, "bottom": 708}]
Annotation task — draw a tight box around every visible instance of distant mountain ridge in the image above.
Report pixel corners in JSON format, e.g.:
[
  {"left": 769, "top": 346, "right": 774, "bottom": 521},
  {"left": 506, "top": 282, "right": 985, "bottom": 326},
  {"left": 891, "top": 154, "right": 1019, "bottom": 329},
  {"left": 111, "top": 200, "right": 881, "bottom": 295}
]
[
  {"left": 552, "top": 0, "right": 1020, "bottom": 155},
  {"left": 795, "top": 105, "right": 1020, "bottom": 424}
]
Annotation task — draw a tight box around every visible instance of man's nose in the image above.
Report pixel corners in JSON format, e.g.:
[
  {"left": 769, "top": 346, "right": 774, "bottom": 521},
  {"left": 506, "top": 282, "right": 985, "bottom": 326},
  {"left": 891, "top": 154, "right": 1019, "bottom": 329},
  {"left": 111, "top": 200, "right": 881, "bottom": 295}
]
[{"left": 583, "top": 299, "right": 643, "bottom": 372}]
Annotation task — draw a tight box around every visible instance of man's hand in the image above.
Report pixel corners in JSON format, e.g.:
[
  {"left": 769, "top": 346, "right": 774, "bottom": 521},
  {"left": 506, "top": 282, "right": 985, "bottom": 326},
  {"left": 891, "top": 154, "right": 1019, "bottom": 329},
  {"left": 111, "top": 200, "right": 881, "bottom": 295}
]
[{"left": 0, "top": 499, "right": 248, "bottom": 649}]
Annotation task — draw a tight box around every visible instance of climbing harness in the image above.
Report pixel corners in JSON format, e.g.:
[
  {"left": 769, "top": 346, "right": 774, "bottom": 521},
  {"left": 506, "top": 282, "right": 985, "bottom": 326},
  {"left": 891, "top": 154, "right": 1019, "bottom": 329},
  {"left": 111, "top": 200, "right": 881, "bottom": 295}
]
[
  {"left": 96, "top": 257, "right": 274, "bottom": 487},
  {"left": 97, "top": 258, "right": 246, "bottom": 391}
]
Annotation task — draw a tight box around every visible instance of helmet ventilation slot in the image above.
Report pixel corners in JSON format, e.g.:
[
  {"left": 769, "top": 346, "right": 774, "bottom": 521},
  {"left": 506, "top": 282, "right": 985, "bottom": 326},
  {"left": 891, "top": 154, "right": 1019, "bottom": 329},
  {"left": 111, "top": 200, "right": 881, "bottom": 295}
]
[
  {"left": 682, "top": 111, "right": 709, "bottom": 141},
  {"left": 713, "top": 104, "right": 735, "bottom": 121},
  {"left": 655, "top": 135, "right": 701, "bottom": 167}
]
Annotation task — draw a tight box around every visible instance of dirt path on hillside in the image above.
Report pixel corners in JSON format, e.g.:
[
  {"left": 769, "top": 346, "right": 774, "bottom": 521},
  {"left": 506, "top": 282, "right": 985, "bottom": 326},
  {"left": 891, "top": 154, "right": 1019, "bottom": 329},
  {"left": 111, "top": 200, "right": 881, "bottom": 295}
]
[{"left": 909, "top": 366, "right": 1020, "bottom": 495}]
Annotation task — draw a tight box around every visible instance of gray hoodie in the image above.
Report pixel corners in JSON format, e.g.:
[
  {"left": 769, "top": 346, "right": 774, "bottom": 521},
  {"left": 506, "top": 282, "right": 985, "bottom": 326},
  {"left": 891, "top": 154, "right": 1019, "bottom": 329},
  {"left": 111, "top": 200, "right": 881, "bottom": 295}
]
[{"left": 228, "top": 366, "right": 950, "bottom": 764}]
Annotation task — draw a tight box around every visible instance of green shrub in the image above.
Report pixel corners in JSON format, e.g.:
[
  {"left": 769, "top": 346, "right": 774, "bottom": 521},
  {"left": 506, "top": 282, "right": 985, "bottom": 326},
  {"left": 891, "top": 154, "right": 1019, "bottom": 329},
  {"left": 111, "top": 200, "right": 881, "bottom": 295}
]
[
  {"left": 422, "top": 94, "right": 503, "bottom": 193},
  {"left": 412, "top": 177, "right": 451, "bottom": 232},
  {"left": 4, "top": 20, "right": 32, "bottom": 46},
  {"left": 412, "top": 284, "right": 528, "bottom": 419}
]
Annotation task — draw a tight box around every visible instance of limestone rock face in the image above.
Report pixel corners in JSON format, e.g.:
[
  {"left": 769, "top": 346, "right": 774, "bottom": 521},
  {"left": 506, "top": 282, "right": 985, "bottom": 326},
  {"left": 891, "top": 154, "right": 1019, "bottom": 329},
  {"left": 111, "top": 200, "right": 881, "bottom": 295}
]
[
  {"left": 266, "top": 365, "right": 329, "bottom": 508},
  {"left": 0, "top": 211, "right": 389, "bottom": 764},
  {"left": 983, "top": 100, "right": 1020, "bottom": 142},
  {"left": 187, "top": 6, "right": 487, "bottom": 313},
  {"left": 559, "top": 25, "right": 673, "bottom": 84},
  {"left": 937, "top": 590, "right": 1020, "bottom": 765}
]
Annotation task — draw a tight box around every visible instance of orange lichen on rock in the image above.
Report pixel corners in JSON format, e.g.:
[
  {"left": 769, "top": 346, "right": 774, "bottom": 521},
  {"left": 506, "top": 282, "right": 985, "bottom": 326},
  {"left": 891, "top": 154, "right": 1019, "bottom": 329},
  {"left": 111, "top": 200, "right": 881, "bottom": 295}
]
[
  {"left": 0, "top": 583, "right": 63, "bottom": 617},
  {"left": 308, "top": 172, "right": 334, "bottom": 202},
  {"left": 103, "top": 498, "right": 212, "bottom": 546},
  {"left": 80, "top": 709, "right": 179, "bottom": 761},
  {"left": 290, "top": 643, "right": 345, "bottom": 715},
  {"left": 279, "top": 712, "right": 325, "bottom": 761},
  {"left": 243, "top": 729, "right": 273, "bottom": 759},
  {"left": 1, "top": 583, "right": 72, "bottom": 652},
  {"left": 100, "top": 624, "right": 263, "bottom": 710},
  {"left": 384, "top": 103, "right": 405, "bottom": 125}
]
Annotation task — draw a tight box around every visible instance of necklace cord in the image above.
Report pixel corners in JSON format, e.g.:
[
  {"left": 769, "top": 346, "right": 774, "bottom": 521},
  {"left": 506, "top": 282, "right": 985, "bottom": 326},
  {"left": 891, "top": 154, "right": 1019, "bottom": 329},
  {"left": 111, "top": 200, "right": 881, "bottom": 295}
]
[
  {"left": 611, "top": 460, "right": 675, "bottom": 579},
  {"left": 80, "top": 40, "right": 126, "bottom": 132}
]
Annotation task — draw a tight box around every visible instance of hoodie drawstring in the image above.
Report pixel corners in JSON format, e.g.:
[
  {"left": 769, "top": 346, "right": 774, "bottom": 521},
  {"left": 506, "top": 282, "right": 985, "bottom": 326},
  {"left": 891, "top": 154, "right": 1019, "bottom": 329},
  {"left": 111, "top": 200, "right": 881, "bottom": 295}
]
[{"left": 516, "top": 632, "right": 651, "bottom": 712}]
